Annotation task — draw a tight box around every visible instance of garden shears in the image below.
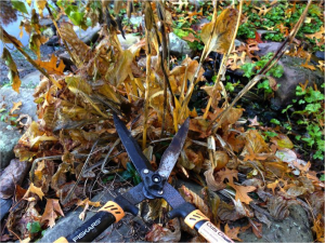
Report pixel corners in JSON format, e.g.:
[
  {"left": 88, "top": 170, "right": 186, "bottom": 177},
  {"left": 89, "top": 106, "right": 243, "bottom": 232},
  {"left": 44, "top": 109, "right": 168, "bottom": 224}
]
[{"left": 54, "top": 114, "right": 233, "bottom": 243}]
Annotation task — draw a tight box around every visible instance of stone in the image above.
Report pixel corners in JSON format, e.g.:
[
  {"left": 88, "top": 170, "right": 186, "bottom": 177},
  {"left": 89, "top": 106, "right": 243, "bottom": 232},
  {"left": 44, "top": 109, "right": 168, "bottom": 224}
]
[
  {"left": 0, "top": 88, "right": 38, "bottom": 168},
  {"left": 40, "top": 191, "right": 148, "bottom": 242},
  {"left": 0, "top": 122, "right": 21, "bottom": 168},
  {"left": 256, "top": 42, "right": 324, "bottom": 109},
  {"left": 73, "top": 24, "right": 101, "bottom": 45},
  {"left": 189, "top": 0, "right": 205, "bottom": 7},
  {"left": 0, "top": 87, "right": 38, "bottom": 121},
  {"left": 42, "top": 27, "right": 55, "bottom": 39},
  {"left": 169, "top": 32, "right": 193, "bottom": 57},
  {"left": 39, "top": 18, "right": 53, "bottom": 27},
  {"left": 117, "top": 34, "right": 140, "bottom": 50},
  {"left": 129, "top": 15, "right": 143, "bottom": 27},
  {"left": 20, "top": 70, "right": 41, "bottom": 88},
  {"left": 238, "top": 204, "right": 313, "bottom": 242}
]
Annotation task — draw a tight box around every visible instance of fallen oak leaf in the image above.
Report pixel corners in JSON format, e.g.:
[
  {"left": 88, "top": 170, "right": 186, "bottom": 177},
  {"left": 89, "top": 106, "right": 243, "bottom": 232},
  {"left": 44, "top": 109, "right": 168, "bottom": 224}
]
[
  {"left": 228, "top": 182, "right": 256, "bottom": 204},
  {"left": 225, "top": 224, "right": 242, "bottom": 241},
  {"left": 41, "top": 198, "right": 64, "bottom": 228},
  {"left": 10, "top": 101, "right": 22, "bottom": 114},
  {"left": 217, "top": 167, "right": 238, "bottom": 185},
  {"left": 35, "top": 54, "right": 65, "bottom": 75},
  {"left": 77, "top": 198, "right": 102, "bottom": 221},
  {"left": 25, "top": 183, "right": 44, "bottom": 200}
]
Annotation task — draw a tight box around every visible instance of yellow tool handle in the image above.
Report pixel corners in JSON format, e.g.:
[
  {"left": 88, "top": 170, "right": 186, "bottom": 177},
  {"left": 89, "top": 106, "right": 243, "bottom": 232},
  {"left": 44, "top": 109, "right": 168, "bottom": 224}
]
[
  {"left": 197, "top": 221, "right": 234, "bottom": 243},
  {"left": 53, "top": 201, "right": 125, "bottom": 243},
  {"left": 184, "top": 209, "right": 234, "bottom": 243}
]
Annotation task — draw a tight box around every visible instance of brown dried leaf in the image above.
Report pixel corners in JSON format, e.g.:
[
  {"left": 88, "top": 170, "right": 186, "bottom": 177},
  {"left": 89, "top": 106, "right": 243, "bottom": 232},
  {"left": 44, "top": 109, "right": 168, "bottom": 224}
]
[
  {"left": 41, "top": 198, "right": 64, "bottom": 228},
  {"left": 217, "top": 200, "right": 243, "bottom": 221},
  {"left": 228, "top": 182, "right": 256, "bottom": 204},
  {"left": 10, "top": 101, "right": 22, "bottom": 114},
  {"left": 225, "top": 224, "right": 242, "bottom": 241},
  {"left": 217, "top": 167, "right": 238, "bottom": 184},
  {"left": 35, "top": 54, "right": 65, "bottom": 75},
  {"left": 26, "top": 183, "right": 44, "bottom": 200},
  {"left": 271, "top": 134, "right": 294, "bottom": 149},
  {"left": 145, "top": 218, "right": 181, "bottom": 242},
  {"left": 204, "top": 168, "right": 227, "bottom": 191},
  {"left": 267, "top": 195, "right": 290, "bottom": 220},
  {"left": 200, "top": 8, "right": 238, "bottom": 56},
  {"left": 179, "top": 185, "right": 210, "bottom": 217},
  {"left": 60, "top": 22, "right": 90, "bottom": 66}
]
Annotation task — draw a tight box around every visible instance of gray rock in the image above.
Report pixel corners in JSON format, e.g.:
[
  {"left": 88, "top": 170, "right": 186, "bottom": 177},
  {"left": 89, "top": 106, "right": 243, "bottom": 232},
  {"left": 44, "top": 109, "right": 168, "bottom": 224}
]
[
  {"left": 129, "top": 15, "right": 143, "bottom": 27},
  {"left": 40, "top": 191, "right": 148, "bottom": 242},
  {"left": 117, "top": 34, "right": 140, "bottom": 50},
  {"left": 42, "top": 27, "right": 55, "bottom": 39},
  {"left": 272, "top": 55, "right": 323, "bottom": 108},
  {"left": 315, "top": 50, "right": 325, "bottom": 61},
  {"left": 0, "top": 87, "right": 38, "bottom": 121},
  {"left": 0, "top": 122, "right": 21, "bottom": 168},
  {"left": 20, "top": 70, "right": 41, "bottom": 88},
  {"left": 0, "top": 88, "right": 38, "bottom": 168},
  {"left": 189, "top": 0, "right": 205, "bottom": 7},
  {"left": 169, "top": 32, "right": 193, "bottom": 57},
  {"left": 0, "top": 198, "right": 12, "bottom": 221},
  {"left": 238, "top": 204, "right": 313, "bottom": 242},
  {"left": 73, "top": 24, "right": 101, "bottom": 45},
  {"left": 256, "top": 42, "right": 283, "bottom": 56},
  {"left": 39, "top": 18, "right": 53, "bottom": 27},
  {"left": 256, "top": 42, "right": 324, "bottom": 108}
]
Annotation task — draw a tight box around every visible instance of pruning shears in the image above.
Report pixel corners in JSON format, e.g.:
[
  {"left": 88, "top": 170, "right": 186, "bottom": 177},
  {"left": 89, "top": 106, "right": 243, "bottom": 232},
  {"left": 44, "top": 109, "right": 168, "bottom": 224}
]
[{"left": 54, "top": 114, "right": 233, "bottom": 243}]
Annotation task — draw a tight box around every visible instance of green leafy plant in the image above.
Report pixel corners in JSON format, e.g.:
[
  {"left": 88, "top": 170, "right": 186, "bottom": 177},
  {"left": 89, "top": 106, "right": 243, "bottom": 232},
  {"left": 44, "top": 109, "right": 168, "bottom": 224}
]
[
  {"left": 120, "top": 162, "right": 142, "bottom": 185},
  {"left": 27, "top": 221, "right": 42, "bottom": 234},
  {"left": 292, "top": 85, "right": 325, "bottom": 160}
]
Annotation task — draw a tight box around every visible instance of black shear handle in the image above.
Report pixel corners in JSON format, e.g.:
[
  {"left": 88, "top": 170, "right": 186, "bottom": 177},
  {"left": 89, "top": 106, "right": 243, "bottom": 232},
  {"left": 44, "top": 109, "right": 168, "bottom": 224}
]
[{"left": 54, "top": 201, "right": 125, "bottom": 243}]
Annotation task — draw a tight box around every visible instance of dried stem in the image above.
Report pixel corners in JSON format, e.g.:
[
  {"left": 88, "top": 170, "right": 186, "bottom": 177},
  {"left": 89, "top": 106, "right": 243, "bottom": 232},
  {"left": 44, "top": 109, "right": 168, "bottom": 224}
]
[
  {"left": 0, "top": 27, "right": 62, "bottom": 89},
  {"left": 210, "top": 0, "right": 312, "bottom": 133},
  {"left": 45, "top": 3, "right": 78, "bottom": 65}
]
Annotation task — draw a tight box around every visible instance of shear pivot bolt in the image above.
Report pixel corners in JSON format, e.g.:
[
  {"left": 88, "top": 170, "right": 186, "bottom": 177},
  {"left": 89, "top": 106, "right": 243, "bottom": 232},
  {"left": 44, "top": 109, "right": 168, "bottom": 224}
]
[
  {"left": 143, "top": 169, "right": 149, "bottom": 174},
  {"left": 158, "top": 190, "right": 164, "bottom": 195}
]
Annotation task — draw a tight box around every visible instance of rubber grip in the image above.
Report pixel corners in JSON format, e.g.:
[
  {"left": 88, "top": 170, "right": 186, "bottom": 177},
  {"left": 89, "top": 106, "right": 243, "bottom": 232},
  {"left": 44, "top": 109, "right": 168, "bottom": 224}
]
[
  {"left": 63, "top": 211, "right": 117, "bottom": 242},
  {"left": 197, "top": 221, "right": 234, "bottom": 243}
]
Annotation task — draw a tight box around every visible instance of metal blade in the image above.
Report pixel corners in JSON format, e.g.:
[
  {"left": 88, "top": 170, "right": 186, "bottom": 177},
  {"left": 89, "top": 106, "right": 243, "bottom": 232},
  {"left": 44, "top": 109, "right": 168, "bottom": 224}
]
[
  {"left": 113, "top": 114, "right": 153, "bottom": 177},
  {"left": 157, "top": 118, "right": 190, "bottom": 178}
]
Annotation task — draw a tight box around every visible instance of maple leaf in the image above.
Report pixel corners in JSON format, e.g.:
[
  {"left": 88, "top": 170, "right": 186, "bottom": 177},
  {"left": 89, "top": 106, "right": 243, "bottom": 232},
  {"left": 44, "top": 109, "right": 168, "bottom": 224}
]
[
  {"left": 217, "top": 167, "right": 238, "bottom": 184},
  {"left": 41, "top": 199, "right": 64, "bottom": 228},
  {"left": 35, "top": 54, "right": 65, "bottom": 75},
  {"left": 228, "top": 182, "right": 256, "bottom": 204},
  {"left": 225, "top": 224, "right": 242, "bottom": 241}
]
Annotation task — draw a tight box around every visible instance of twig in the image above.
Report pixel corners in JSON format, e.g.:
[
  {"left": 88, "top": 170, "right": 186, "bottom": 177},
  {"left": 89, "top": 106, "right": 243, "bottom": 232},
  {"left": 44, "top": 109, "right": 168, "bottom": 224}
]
[
  {"left": 210, "top": 0, "right": 312, "bottom": 133},
  {"left": 30, "top": 155, "right": 62, "bottom": 182},
  {"left": 63, "top": 140, "right": 99, "bottom": 205},
  {"left": 101, "top": 138, "right": 121, "bottom": 174},
  {"left": 0, "top": 27, "right": 62, "bottom": 89},
  {"left": 45, "top": 3, "right": 78, "bottom": 66}
]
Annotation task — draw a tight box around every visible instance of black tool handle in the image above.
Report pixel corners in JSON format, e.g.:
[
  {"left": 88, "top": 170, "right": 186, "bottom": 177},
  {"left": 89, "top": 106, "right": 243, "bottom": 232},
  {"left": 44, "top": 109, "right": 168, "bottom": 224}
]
[{"left": 54, "top": 201, "right": 125, "bottom": 243}]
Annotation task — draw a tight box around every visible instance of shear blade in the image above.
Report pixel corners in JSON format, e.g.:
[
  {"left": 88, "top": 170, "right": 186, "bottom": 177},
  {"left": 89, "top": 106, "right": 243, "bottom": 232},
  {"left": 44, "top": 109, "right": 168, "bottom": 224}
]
[
  {"left": 113, "top": 114, "right": 153, "bottom": 177},
  {"left": 157, "top": 118, "right": 190, "bottom": 179}
]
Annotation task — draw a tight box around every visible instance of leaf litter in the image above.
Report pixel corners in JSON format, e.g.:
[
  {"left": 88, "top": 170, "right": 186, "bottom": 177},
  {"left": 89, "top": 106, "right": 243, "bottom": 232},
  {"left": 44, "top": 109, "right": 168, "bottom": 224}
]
[{"left": 1, "top": 0, "right": 324, "bottom": 242}]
